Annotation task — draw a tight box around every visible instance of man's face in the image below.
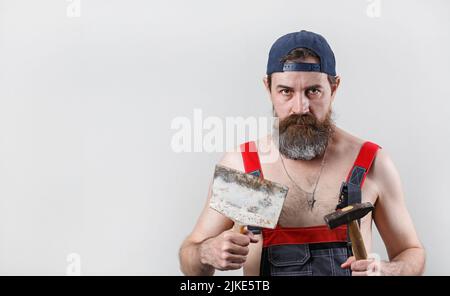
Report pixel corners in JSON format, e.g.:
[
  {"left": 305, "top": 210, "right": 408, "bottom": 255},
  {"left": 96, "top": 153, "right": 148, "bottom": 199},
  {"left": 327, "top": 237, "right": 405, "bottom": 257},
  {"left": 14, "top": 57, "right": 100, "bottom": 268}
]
[
  {"left": 266, "top": 61, "right": 337, "bottom": 121},
  {"left": 264, "top": 58, "right": 340, "bottom": 160}
]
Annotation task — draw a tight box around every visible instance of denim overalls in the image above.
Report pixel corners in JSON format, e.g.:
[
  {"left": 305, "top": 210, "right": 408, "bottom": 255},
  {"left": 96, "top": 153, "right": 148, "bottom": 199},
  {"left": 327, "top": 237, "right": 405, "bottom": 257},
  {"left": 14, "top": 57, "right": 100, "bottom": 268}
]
[{"left": 240, "top": 141, "right": 380, "bottom": 276}]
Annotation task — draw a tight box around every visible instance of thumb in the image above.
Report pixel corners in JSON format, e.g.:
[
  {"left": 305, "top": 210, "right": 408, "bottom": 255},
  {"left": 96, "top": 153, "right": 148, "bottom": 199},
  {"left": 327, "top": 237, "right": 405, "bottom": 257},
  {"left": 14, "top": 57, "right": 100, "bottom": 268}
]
[
  {"left": 242, "top": 228, "right": 259, "bottom": 243},
  {"left": 341, "top": 256, "right": 356, "bottom": 269}
]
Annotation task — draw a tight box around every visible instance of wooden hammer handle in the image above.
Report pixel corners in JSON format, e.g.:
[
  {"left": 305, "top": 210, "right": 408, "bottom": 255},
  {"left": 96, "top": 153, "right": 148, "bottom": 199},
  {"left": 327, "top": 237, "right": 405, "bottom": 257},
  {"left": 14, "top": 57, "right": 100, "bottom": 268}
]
[
  {"left": 348, "top": 220, "right": 367, "bottom": 260},
  {"left": 239, "top": 225, "right": 246, "bottom": 234}
]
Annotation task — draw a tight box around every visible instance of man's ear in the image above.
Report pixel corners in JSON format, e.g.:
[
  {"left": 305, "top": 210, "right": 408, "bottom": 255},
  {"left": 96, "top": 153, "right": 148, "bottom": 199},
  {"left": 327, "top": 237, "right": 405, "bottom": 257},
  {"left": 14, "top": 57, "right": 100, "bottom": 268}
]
[
  {"left": 263, "top": 76, "right": 271, "bottom": 94},
  {"left": 330, "top": 76, "right": 341, "bottom": 101}
]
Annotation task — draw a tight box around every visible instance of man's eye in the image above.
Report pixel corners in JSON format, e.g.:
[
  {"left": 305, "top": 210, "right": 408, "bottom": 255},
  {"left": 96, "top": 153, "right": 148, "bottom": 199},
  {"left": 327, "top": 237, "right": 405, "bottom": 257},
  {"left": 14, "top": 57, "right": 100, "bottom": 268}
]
[
  {"left": 307, "top": 88, "right": 321, "bottom": 96},
  {"left": 280, "top": 89, "right": 292, "bottom": 95}
]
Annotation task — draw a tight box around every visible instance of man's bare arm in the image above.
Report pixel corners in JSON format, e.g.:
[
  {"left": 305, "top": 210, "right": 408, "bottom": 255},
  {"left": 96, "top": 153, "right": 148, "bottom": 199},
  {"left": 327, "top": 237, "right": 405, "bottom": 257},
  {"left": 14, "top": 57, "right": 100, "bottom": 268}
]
[
  {"left": 366, "top": 149, "right": 425, "bottom": 275},
  {"left": 342, "top": 149, "right": 425, "bottom": 275},
  {"left": 179, "top": 151, "right": 258, "bottom": 276},
  {"left": 179, "top": 193, "right": 234, "bottom": 275}
]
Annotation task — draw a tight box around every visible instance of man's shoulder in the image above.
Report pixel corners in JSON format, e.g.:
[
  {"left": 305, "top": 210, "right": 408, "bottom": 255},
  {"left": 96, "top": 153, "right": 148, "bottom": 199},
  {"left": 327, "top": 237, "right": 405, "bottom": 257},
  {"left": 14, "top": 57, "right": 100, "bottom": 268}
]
[
  {"left": 370, "top": 146, "right": 397, "bottom": 181},
  {"left": 334, "top": 128, "right": 399, "bottom": 197},
  {"left": 217, "top": 135, "right": 274, "bottom": 172},
  {"left": 335, "top": 128, "right": 387, "bottom": 166},
  {"left": 335, "top": 129, "right": 396, "bottom": 186},
  {"left": 218, "top": 149, "right": 244, "bottom": 172},
  {"left": 332, "top": 127, "right": 368, "bottom": 155}
]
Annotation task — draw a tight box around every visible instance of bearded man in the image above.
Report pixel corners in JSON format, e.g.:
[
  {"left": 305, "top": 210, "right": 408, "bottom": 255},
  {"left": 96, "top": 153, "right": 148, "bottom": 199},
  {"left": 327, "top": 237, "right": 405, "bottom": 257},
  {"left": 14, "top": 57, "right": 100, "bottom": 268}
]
[{"left": 179, "top": 30, "right": 425, "bottom": 276}]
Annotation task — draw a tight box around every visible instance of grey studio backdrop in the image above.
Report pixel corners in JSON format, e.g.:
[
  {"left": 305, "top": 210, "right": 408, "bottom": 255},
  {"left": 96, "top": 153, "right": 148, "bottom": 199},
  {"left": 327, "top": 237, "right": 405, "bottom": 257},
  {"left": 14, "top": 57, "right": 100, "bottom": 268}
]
[{"left": 0, "top": 0, "right": 449, "bottom": 275}]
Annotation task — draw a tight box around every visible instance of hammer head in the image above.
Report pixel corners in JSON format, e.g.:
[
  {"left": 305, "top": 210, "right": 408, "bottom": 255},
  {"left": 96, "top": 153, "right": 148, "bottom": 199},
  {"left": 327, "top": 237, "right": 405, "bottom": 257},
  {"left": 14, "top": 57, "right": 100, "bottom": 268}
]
[{"left": 324, "top": 202, "right": 374, "bottom": 229}]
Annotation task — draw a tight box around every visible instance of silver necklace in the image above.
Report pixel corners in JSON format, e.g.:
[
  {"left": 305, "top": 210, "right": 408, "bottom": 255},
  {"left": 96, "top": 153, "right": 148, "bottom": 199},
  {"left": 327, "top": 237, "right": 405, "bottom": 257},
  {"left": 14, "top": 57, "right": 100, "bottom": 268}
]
[{"left": 279, "top": 145, "right": 329, "bottom": 210}]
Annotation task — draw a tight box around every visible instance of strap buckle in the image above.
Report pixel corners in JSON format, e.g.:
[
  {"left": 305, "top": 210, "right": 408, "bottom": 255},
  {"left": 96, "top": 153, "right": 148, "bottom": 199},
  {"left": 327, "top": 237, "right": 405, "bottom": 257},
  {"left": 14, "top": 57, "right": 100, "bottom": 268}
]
[
  {"left": 336, "top": 182, "right": 349, "bottom": 210},
  {"left": 336, "top": 181, "right": 362, "bottom": 210}
]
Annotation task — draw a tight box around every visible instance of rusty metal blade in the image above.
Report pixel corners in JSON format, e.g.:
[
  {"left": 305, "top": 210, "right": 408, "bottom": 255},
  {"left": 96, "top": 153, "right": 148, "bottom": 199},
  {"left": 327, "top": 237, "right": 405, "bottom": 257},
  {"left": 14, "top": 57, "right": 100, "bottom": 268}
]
[{"left": 209, "top": 164, "right": 288, "bottom": 229}]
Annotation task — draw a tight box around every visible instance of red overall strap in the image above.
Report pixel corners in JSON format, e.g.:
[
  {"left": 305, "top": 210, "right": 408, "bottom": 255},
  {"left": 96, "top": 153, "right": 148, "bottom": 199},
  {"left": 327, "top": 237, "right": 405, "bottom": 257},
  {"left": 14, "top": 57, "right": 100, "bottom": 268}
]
[
  {"left": 240, "top": 141, "right": 264, "bottom": 178},
  {"left": 346, "top": 141, "right": 381, "bottom": 187},
  {"left": 262, "top": 224, "right": 348, "bottom": 247}
]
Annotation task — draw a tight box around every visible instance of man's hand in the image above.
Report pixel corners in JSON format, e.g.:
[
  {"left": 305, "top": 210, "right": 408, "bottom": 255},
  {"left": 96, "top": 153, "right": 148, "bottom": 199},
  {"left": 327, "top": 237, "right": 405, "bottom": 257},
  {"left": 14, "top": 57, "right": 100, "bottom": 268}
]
[
  {"left": 341, "top": 256, "right": 382, "bottom": 276},
  {"left": 198, "top": 228, "right": 259, "bottom": 271}
]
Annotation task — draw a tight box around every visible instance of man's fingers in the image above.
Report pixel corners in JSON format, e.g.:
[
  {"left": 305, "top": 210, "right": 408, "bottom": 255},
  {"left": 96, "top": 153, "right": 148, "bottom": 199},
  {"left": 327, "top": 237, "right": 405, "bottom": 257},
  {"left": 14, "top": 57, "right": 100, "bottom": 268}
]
[
  {"left": 249, "top": 235, "right": 259, "bottom": 243},
  {"left": 228, "top": 263, "right": 244, "bottom": 270},
  {"left": 351, "top": 259, "right": 373, "bottom": 271},
  {"left": 227, "top": 232, "right": 251, "bottom": 246},
  {"left": 341, "top": 256, "right": 355, "bottom": 269},
  {"left": 242, "top": 228, "right": 260, "bottom": 243},
  {"left": 349, "top": 260, "right": 380, "bottom": 276},
  {"left": 216, "top": 251, "right": 246, "bottom": 270},
  {"left": 229, "top": 254, "right": 247, "bottom": 264},
  {"left": 217, "top": 262, "right": 243, "bottom": 271},
  {"left": 225, "top": 243, "right": 249, "bottom": 256}
]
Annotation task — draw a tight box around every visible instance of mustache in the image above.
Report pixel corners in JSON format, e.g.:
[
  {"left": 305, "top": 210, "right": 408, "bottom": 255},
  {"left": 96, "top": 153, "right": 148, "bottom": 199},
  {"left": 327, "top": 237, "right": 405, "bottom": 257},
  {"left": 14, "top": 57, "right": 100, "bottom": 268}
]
[{"left": 278, "top": 113, "right": 324, "bottom": 134}]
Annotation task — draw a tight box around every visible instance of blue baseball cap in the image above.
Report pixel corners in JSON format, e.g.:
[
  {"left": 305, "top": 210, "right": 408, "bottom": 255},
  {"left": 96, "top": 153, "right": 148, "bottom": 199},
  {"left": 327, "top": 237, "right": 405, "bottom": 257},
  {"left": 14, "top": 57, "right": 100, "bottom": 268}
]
[{"left": 266, "top": 30, "right": 336, "bottom": 76}]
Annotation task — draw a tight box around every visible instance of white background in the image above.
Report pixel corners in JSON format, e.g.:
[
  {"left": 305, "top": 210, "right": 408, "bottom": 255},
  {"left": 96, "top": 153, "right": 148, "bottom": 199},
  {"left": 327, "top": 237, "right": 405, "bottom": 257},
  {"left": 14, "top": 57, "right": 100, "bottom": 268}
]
[{"left": 0, "top": 0, "right": 449, "bottom": 275}]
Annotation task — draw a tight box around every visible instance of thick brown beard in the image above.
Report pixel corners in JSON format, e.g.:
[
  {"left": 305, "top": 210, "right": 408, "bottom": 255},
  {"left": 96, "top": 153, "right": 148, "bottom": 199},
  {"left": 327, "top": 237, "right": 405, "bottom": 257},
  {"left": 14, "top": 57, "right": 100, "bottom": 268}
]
[{"left": 276, "top": 111, "right": 334, "bottom": 160}]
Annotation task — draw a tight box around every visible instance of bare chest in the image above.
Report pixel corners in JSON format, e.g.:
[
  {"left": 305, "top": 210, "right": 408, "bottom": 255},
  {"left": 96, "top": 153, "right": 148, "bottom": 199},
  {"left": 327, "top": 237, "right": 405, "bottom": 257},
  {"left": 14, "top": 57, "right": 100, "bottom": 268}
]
[{"left": 261, "top": 157, "right": 379, "bottom": 227}]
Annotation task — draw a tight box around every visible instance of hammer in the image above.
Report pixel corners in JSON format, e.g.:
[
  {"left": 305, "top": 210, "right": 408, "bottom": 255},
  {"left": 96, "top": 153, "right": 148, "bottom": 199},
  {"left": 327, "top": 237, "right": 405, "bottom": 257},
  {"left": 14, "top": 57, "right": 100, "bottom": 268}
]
[{"left": 323, "top": 202, "right": 374, "bottom": 260}]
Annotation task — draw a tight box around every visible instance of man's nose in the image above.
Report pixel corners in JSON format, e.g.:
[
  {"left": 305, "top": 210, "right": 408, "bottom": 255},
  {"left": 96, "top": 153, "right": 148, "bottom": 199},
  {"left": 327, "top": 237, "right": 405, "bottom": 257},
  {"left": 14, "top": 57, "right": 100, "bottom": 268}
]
[{"left": 291, "top": 92, "right": 310, "bottom": 115}]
